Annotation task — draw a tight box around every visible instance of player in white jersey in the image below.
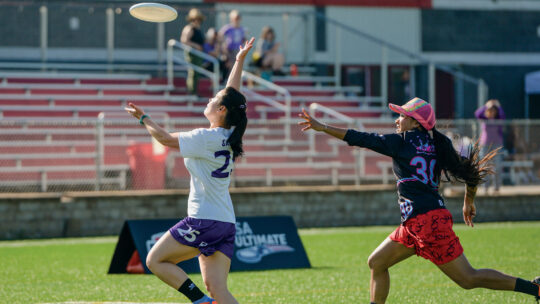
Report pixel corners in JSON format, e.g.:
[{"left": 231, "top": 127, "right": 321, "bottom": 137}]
[{"left": 125, "top": 37, "right": 255, "bottom": 304}]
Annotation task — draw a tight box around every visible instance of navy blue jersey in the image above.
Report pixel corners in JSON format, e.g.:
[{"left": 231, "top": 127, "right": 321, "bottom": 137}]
[{"left": 344, "top": 129, "right": 445, "bottom": 222}]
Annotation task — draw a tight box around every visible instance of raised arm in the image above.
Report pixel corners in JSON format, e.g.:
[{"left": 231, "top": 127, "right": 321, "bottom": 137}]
[
  {"left": 125, "top": 103, "right": 179, "bottom": 149},
  {"left": 226, "top": 37, "right": 255, "bottom": 91},
  {"left": 299, "top": 108, "right": 402, "bottom": 157},
  {"left": 474, "top": 105, "right": 487, "bottom": 119},
  {"left": 298, "top": 108, "right": 347, "bottom": 140}
]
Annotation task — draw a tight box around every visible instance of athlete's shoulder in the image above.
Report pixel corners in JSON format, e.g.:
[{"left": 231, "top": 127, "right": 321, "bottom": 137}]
[
  {"left": 384, "top": 132, "right": 404, "bottom": 139},
  {"left": 198, "top": 127, "right": 233, "bottom": 144},
  {"left": 200, "top": 127, "right": 232, "bottom": 135},
  {"left": 182, "top": 127, "right": 206, "bottom": 137},
  {"left": 380, "top": 132, "right": 405, "bottom": 143}
]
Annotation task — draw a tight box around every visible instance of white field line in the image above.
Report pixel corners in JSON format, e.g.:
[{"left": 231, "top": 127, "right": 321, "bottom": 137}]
[
  {"left": 39, "top": 302, "right": 189, "bottom": 304},
  {"left": 0, "top": 237, "right": 117, "bottom": 248}
]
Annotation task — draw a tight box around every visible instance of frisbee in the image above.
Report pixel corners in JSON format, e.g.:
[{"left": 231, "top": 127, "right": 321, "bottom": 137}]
[{"left": 129, "top": 2, "right": 178, "bottom": 23}]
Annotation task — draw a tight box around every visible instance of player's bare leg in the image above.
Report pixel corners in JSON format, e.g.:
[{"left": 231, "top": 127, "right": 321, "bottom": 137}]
[
  {"left": 367, "top": 237, "right": 415, "bottom": 304},
  {"left": 438, "top": 253, "right": 515, "bottom": 290},
  {"left": 439, "top": 254, "right": 540, "bottom": 301},
  {"left": 199, "top": 251, "right": 238, "bottom": 304},
  {"left": 146, "top": 231, "right": 199, "bottom": 288},
  {"left": 146, "top": 232, "right": 214, "bottom": 303}
]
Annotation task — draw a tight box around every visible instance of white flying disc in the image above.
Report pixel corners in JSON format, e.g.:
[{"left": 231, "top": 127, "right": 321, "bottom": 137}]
[{"left": 129, "top": 2, "right": 178, "bottom": 23}]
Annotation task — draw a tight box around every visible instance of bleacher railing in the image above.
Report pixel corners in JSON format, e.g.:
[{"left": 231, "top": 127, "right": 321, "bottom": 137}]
[
  {"left": 1, "top": 2, "right": 488, "bottom": 116},
  {"left": 1, "top": 118, "right": 540, "bottom": 192},
  {"left": 242, "top": 71, "right": 292, "bottom": 143},
  {"left": 167, "top": 39, "right": 220, "bottom": 96},
  {"left": 309, "top": 103, "right": 365, "bottom": 185}
]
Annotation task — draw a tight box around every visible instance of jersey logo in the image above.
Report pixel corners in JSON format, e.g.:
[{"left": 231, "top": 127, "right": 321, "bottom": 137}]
[
  {"left": 399, "top": 197, "right": 414, "bottom": 220},
  {"left": 410, "top": 138, "right": 435, "bottom": 155}
]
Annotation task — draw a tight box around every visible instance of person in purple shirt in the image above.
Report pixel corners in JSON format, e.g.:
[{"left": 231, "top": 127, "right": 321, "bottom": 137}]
[
  {"left": 219, "top": 10, "right": 246, "bottom": 78},
  {"left": 475, "top": 99, "right": 505, "bottom": 193},
  {"left": 202, "top": 28, "right": 227, "bottom": 81}
]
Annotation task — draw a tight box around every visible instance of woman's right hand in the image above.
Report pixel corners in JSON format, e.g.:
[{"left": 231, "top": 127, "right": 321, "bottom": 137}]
[
  {"left": 125, "top": 102, "right": 145, "bottom": 120},
  {"left": 236, "top": 37, "right": 255, "bottom": 62},
  {"left": 298, "top": 108, "right": 325, "bottom": 132},
  {"left": 486, "top": 99, "right": 500, "bottom": 108}
]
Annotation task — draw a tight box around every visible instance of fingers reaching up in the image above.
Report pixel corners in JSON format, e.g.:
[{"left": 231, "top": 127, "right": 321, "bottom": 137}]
[
  {"left": 298, "top": 108, "right": 325, "bottom": 132},
  {"left": 236, "top": 37, "right": 255, "bottom": 61},
  {"left": 125, "top": 102, "right": 145, "bottom": 120}
]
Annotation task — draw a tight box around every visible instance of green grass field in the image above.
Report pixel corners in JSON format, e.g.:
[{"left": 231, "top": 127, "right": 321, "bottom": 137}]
[{"left": 1, "top": 222, "right": 539, "bottom": 304}]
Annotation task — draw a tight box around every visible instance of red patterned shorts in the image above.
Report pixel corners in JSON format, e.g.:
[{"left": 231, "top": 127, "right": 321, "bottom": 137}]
[{"left": 389, "top": 209, "right": 463, "bottom": 265}]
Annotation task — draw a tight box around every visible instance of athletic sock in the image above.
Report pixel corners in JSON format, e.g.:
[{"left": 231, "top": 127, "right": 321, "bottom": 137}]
[
  {"left": 514, "top": 278, "right": 540, "bottom": 297},
  {"left": 178, "top": 278, "right": 206, "bottom": 302}
]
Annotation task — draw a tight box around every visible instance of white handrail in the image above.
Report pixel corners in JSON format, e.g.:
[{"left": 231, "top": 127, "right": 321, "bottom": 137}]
[
  {"left": 309, "top": 103, "right": 355, "bottom": 124},
  {"left": 308, "top": 102, "right": 365, "bottom": 184},
  {"left": 167, "top": 39, "right": 220, "bottom": 96},
  {"left": 242, "top": 71, "right": 292, "bottom": 142},
  {"left": 242, "top": 88, "right": 288, "bottom": 112}
]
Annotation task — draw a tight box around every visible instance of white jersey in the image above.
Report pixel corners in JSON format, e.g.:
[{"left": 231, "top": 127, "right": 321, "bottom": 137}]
[{"left": 178, "top": 127, "right": 236, "bottom": 223}]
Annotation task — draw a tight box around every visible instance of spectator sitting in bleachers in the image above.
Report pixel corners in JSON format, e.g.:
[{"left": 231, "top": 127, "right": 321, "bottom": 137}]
[
  {"left": 202, "top": 27, "right": 227, "bottom": 81},
  {"left": 253, "top": 26, "right": 285, "bottom": 80}
]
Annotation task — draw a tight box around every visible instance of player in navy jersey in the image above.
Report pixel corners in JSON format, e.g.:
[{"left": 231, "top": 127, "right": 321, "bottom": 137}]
[
  {"left": 125, "top": 37, "right": 255, "bottom": 304},
  {"left": 299, "top": 97, "right": 540, "bottom": 304}
]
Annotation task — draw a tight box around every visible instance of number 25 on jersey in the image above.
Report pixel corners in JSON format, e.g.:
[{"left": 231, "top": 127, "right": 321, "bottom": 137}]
[{"left": 211, "top": 150, "right": 231, "bottom": 178}]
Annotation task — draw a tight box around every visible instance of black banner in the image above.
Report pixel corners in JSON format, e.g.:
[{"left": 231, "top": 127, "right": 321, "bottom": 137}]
[{"left": 108, "top": 216, "right": 311, "bottom": 274}]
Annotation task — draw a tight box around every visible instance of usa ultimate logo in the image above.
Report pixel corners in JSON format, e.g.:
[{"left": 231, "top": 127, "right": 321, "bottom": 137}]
[{"left": 234, "top": 221, "right": 294, "bottom": 264}]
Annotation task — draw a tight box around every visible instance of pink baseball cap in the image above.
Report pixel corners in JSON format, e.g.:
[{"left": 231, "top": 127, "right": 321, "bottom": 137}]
[{"left": 388, "top": 97, "right": 436, "bottom": 130}]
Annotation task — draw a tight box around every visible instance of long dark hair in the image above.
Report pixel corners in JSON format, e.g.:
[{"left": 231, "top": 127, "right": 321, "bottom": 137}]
[
  {"left": 431, "top": 127, "right": 498, "bottom": 186},
  {"left": 219, "top": 87, "right": 248, "bottom": 160}
]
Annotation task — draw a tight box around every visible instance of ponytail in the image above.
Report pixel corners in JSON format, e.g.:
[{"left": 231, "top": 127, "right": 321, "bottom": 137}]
[
  {"left": 432, "top": 127, "right": 498, "bottom": 186},
  {"left": 220, "top": 87, "right": 248, "bottom": 160}
]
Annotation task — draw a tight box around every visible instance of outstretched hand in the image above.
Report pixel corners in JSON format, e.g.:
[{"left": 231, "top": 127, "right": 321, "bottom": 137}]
[
  {"left": 298, "top": 108, "right": 325, "bottom": 132},
  {"left": 125, "top": 102, "right": 145, "bottom": 120},
  {"left": 236, "top": 37, "right": 255, "bottom": 62}
]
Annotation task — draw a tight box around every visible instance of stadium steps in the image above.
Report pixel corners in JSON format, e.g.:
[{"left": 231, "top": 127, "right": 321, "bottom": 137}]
[{"left": 0, "top": 71, "right": 393, "bottom": 190}]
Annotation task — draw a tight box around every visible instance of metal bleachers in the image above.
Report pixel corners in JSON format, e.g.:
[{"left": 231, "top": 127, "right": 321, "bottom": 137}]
[{"left": 0, "top": 70, "right": 392, "bottom": 191}]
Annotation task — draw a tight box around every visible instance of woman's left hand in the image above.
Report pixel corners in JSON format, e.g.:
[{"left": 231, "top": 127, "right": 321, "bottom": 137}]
[
  {"left": 236, "top": 37, "right": 255, "bottom": 61},
  {"left": 463, "top": 202, "right": 476, "bottom": 227}
]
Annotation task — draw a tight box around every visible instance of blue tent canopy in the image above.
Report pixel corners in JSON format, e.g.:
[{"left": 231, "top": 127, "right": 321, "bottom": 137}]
[
  {"left": 525, "top": 70, "right": 540, "bottom": 94},
  {"left": 524, "top": 70, "right": 540, "bottom": 117}
]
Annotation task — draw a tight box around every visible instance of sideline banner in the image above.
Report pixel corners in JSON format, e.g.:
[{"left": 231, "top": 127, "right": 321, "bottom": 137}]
[{"left": 108, "top": 216, "right": 311, "bottom": 274}]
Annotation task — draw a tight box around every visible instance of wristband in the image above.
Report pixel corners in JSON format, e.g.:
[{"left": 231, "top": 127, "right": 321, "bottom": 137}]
[{"left": 139, "top": 114, "right": 149, "bottom": 125}]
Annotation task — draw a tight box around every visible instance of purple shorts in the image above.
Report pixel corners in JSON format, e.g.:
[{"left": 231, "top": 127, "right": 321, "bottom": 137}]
[{"left": 169, "top": 217, "right": 236, "bottom": 259}]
